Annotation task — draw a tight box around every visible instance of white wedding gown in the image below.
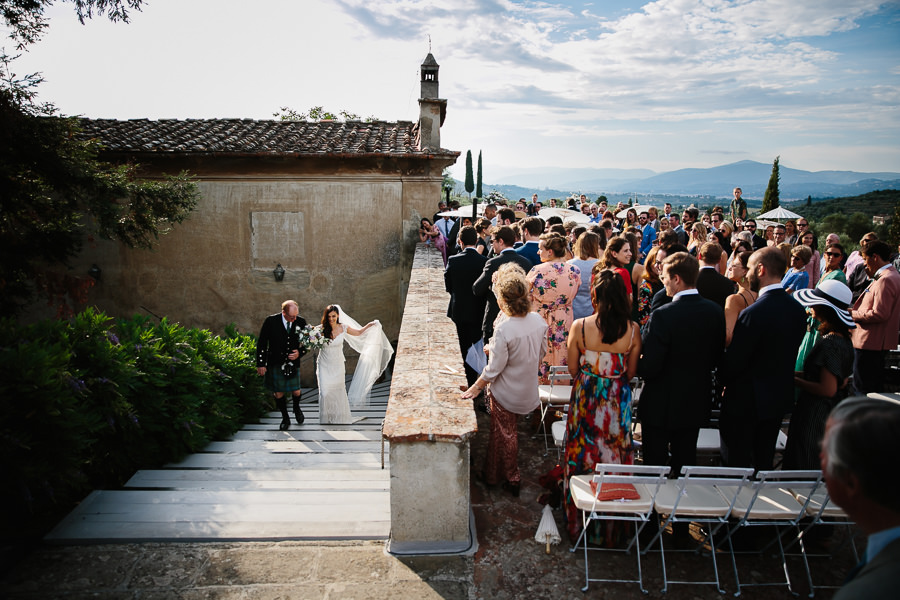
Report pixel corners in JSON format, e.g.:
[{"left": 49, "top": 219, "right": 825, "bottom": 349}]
[{"left": 316, "top": 331, "right": 354, "bottom": 424}]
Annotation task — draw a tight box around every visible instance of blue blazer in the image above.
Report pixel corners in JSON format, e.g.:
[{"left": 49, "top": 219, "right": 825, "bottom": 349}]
[{"left": 516, "top": 241, "right": 541, "bottom": 266}]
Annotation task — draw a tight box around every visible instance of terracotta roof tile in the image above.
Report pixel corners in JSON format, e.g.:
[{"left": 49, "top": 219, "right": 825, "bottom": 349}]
[{"left": 77, "top": 118, "right": 453, "bottom": 157}]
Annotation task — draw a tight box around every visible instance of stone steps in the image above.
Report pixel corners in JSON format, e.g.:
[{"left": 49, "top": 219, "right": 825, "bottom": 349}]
[{"left": 45, "top": 378, "right": 391, "bottom": 543}]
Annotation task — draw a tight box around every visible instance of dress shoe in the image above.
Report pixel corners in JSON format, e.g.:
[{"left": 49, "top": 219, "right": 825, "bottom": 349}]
[
  {"left": 279, "top": 417, "right": 290, "bottom": 431},
  {"left": 294, "top": 408, "right": 305, "bottom": 425}
]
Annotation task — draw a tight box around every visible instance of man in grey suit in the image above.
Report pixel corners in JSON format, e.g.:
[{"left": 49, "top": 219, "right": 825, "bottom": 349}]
[
  {"left": 823, "top": 396, "right": 900, "bottom": 600},
  {"left": 472, "top": 226, "right": 533, "bottom": 344}
]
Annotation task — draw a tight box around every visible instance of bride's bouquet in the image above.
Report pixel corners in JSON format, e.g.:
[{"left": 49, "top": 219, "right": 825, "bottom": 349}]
[{"left": 300, "top": 324, "right": 331, "bottom": 350}]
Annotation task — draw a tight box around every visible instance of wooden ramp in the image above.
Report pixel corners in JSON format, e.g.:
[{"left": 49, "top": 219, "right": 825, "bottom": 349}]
[{"left": 46, "top": 380, "right": 391, "bottom": 543}]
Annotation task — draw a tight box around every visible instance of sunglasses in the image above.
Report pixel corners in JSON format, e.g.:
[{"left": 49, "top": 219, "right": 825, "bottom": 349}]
[
  {"left": 824, "top": 251, "right": 841, "bottom": 257},
  {"left": 797, "top": 222, "right": 809, "bottom": 227}
]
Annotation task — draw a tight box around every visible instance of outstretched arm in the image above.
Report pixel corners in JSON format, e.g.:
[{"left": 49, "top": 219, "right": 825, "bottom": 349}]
[{"left": 347, "top": 321, "right": 376, "bottom": 336}]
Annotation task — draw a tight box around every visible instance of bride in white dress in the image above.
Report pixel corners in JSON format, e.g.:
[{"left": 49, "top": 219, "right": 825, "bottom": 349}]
[{"left": 316, "top": 305, "right": 393, "bottom": 424}]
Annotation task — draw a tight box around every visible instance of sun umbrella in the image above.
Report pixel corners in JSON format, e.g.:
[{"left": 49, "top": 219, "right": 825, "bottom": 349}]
[
  {"left": 538, "top": 207, "right": 591, "bottom": 224},
  {"left": 535, "top": 504, "right": 561, "bottom": 554},
  {"left": 437, "top": 206, "right": 484, "bottom": 219},
  {"left": 616, "top": 204, "right": 656, "bottom": 219},
  {"left": 756, "top": 206, "right": 803, "bottom": 220}
]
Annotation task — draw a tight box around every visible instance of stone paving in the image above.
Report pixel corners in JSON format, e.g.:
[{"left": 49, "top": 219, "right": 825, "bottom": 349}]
[{"left": 0, "top": 406, "right": 855, "bottom": 599}]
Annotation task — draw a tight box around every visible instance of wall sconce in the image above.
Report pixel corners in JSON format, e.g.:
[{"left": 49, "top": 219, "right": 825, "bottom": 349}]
[
  {"left": 88, "top": 264, "right": 102, "bottom": 280},
  {"left": 273, "top": 264, "right": 285, "bottom": 282}
]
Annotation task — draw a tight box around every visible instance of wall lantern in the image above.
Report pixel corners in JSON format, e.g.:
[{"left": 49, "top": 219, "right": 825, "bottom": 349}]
[
  {"left": 88, "top": 264, "right": 102, "bottom": 280},
  {"left": 273, "top": 263, "right": 285, "bottom": 282}
]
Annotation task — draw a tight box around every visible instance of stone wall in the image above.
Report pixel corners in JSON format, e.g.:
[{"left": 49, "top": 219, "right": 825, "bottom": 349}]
[
  {"left": 50, "top": 157, "right": 453, "bottom": 353},
  {"left": 383, "top": 244, "right": 478, "bottom": 554}
]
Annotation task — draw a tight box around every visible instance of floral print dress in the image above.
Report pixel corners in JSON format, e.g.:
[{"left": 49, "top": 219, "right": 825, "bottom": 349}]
[
  {"left": 527, "top": 261, "right": 581, "bottom": 384},
  {"left": 562, "top": 322, "right": 635, "bottom": 544}
]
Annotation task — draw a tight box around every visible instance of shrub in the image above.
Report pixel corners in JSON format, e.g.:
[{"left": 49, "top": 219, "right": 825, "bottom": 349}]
[{"left": 0, "top": 309, "right": 267, "bottom": 538}]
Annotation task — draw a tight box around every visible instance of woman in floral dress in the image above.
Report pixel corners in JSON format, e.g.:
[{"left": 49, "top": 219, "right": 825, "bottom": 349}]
[
  {"left": 562, "top": 270, "right": 641, "bottom": 544},
  {"left": 527, "top": 232, "right": 581, "bottom": 384}
]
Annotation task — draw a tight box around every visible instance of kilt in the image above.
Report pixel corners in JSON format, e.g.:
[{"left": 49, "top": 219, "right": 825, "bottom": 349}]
[{"left": 264, "top": 363, "right": 302, "bottom": 393}]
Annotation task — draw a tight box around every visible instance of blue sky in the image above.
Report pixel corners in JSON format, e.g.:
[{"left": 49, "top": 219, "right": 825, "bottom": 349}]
[{"left": 4, "top": 0, "right": 899, "bottom": 177}]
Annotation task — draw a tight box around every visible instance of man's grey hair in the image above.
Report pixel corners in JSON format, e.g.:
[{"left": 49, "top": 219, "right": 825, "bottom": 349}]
[{"left": 824, "top": 396, "right": 900, "bottom": 513}]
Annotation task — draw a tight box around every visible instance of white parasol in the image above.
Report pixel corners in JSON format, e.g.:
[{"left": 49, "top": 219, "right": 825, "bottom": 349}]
[
  {"left": 538, "top": 207, "right": 591, "bottom": 224},
  {"left": 616, "top": 204, "right": 656, "bottom": 219},
  {"left": 756, "top": 206, "right": 803, "bottom": 220},
  {"left": 535, "top": 504, "right": 561, "bottom": 554},
  {"left": 438, "top": 205, "right": 484, "bottom": 219}
]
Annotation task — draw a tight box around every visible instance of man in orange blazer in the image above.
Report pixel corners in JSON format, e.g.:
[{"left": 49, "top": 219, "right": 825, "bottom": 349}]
[{"left": 850, "top": 241, "right": 900, "bottom": 393}]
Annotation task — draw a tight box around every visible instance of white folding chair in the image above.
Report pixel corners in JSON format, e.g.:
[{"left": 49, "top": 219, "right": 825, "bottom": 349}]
[
  {"left": 786, "top": 485, "right": 861, "bottom": 593},
  {"left": 537, "top": 365, "right": 572, "bottom": 455},
  {"left": 551, "top": 418, "right": 566, "bottom": 461},
  {"left": 723, "top": 469, "right": 823, "bottom": 597},
  {"left": 645, "top": 466, "right": 755, "bottom": 594},
  {"left": 568, "top": 463, "right": 670, "bottom": 593}
]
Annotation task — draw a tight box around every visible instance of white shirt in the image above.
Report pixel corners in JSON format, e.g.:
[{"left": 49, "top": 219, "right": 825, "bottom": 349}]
[{"left": 758, "top": 282, "right": 784, "bottom": 298}]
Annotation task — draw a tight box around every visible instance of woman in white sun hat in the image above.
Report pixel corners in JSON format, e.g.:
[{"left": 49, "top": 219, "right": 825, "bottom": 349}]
[{"left": 783, "top": 279, "right": 856, "bottom": 470}]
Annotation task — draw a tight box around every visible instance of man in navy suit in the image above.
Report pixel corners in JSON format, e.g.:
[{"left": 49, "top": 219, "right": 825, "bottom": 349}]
[
  {"left": 256, "top": 300, "right": 308, "bottom": 430},
  {"left": 515, "top": 217, "right": 544, "bottom": 266},
  {"left": 473, "top": 226, "right": 534, "bottom": 344},
  {"left": 445, "top": 226, "right": 488, "bottom": 391},
  {"left": 720, "top": 247, "right": 806, "bottom": 470},
  {"left": 639, "top": 252, "right": 725, "bottom": 478},
  {"left": 696, "top": 242, "right": 735, "bottom": 309}
]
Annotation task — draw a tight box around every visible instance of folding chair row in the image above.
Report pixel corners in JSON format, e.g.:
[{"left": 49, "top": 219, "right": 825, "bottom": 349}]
[{"left": 570, "top": 465, "right": 853, "bottom": 596}]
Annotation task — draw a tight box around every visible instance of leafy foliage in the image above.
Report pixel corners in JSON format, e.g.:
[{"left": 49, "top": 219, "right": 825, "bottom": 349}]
[
  {"left": 1, "top": 3, "right": 200, "bottom": 317},
  {"left": 761, "top": 155, "right": 780, "bottom": 213},
  {"left": 274, "top": 105, "right": 376, "bottom": 122},
  {"left": 0, "top": 309, "right": 267, "bottom": 538}
]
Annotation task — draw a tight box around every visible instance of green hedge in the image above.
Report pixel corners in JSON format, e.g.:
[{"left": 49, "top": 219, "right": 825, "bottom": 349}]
[{"left": 0, "top": 308, "right": 267, "bottom": 537}]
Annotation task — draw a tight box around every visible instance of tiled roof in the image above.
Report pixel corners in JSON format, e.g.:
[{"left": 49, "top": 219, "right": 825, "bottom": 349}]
[{"left": 78, "top": 118, "right": 453, "bottom": 157}]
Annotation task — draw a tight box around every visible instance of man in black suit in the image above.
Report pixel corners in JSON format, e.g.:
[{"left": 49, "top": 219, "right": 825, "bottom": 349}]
[
  {"left": 648, "top": 243, "right": 691, "bottom": 312},
  {"left": 472, "top": 225, "right": 533, "bottom": 344},
  {"left": 720, "top": 247, "right": 806, "bottom": 470},
  {"left": 639, "top": 252, "right": 725, "bottom": 478},
  {"left": 696, "top": 242, "right": 735, "bottom": 309},
  {"left": 445, "top": 226, "right": 488, "bottom": 392},
  {"left": 256, "top": 299, "right": 308, "bottom": 430}
]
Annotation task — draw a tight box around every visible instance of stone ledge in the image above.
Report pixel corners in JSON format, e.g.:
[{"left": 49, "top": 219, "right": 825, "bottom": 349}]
[{"left": 383, "top": 244, "right": 478, "bottom": 444}]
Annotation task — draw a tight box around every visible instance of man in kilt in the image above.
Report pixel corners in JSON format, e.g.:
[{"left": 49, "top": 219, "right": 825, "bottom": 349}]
[{"left": 256, "top": 299, "right": 308, "bottom": 430}]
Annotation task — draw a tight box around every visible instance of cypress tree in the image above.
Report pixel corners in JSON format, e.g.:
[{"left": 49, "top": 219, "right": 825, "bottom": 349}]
[
  {"left": 761, "top": 156, "right": 780, "bottom": 214},
  {"left": 476, "top": 151, "right": 483, "bottom": 199},
  {"left": 464, "top": 150, "right": 474, "bottom": 198}
]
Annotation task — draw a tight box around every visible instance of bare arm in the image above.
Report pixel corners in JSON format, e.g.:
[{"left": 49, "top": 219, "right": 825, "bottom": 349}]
[
  {"left": 794, "top": 369, "right": 839, "bottom": 399},
  {"left": 567, "top": 319, "right": 583, "bottom": 380},
  {"left": 346, "top": 322, "right": 376, "bottom": 336},
  {"left": 626, "top": 322, "right": 641, "bottom": 380}
]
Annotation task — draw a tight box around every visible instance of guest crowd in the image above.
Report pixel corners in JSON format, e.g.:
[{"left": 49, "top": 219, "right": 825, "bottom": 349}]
[{"left": 435, "top": 189, "right": 900, "bottom": 550}]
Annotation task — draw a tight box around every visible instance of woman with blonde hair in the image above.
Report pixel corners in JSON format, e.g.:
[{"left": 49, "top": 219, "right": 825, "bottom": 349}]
[
  {"left": 688, "top": 222, "right": 707, "bottom": 256},
  {"left": 527, "top": 232, "right": 581, "bottom": 383},
  {"left": 568, "top": 231, "right": 602, "bottom": 319},
  {"left": 462, "top": 264, "right": 548, "bottom": 497}
]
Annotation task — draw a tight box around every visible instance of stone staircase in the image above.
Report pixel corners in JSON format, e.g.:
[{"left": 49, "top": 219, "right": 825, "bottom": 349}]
[{"left": 45, "top": 380, "right": 391, "bottom": 542}]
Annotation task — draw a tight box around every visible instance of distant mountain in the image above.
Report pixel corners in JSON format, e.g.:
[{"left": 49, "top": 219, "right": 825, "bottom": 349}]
[
  {"left": 483, "top": 160, "right": 900, "bottom": 200},
  {"left": 490, "top": 167, "right": 656, "bottom": 191}
]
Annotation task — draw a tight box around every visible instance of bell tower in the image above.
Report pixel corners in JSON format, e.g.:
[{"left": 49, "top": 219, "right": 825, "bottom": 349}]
[{"left": 418, "top": 53, "right": 447, "bottom": 151}]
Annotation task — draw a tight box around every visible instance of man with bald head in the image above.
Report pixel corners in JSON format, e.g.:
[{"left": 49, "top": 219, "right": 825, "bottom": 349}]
[{"left": 720, "top": 247, "right": 806, "bottom": 470}]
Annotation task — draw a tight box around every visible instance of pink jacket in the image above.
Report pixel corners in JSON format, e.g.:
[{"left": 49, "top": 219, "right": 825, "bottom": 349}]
[{"left": 851, "top": 266, "right": 900, "bottom": 351}]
